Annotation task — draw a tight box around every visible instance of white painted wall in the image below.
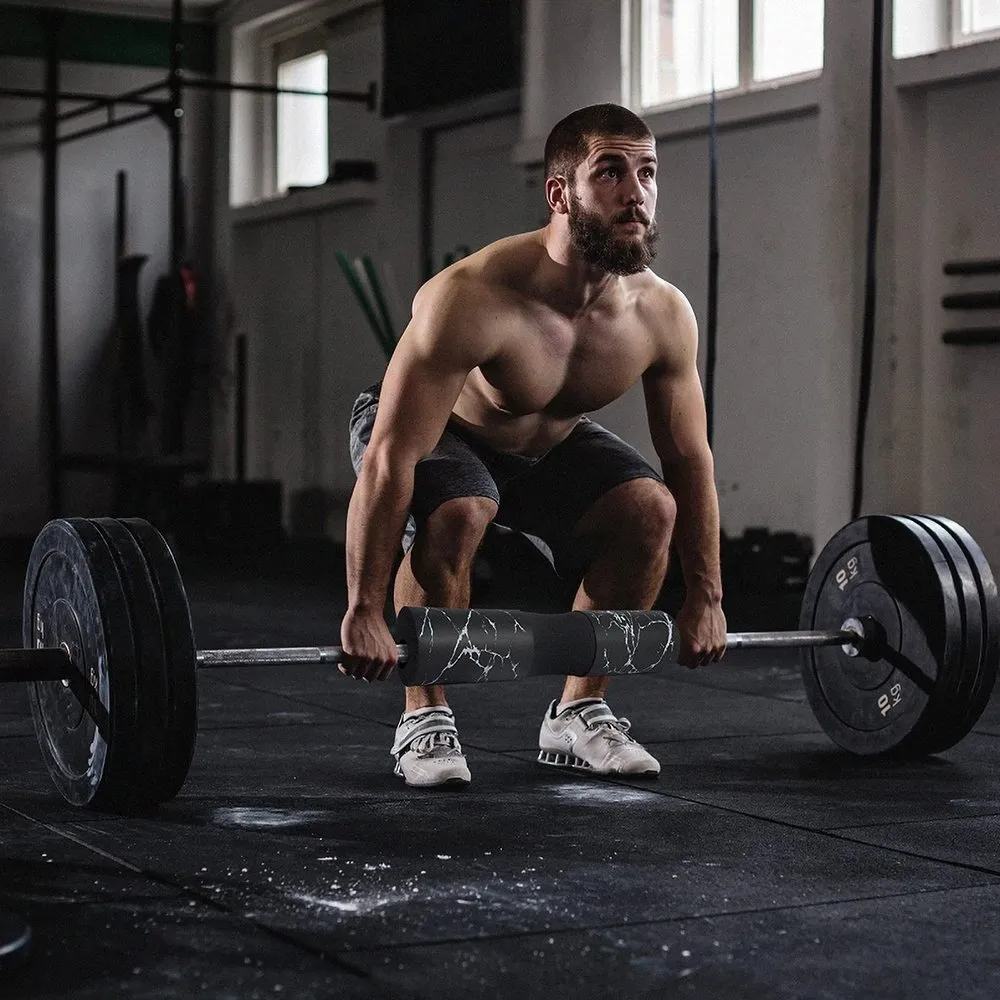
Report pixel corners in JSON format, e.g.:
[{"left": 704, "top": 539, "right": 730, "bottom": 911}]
[
  {"left": 0, "top": 55, "right": 213, "bottom": 533},
  {"left": 917, "top": 74, "right": 1000, "bottom": 558}
]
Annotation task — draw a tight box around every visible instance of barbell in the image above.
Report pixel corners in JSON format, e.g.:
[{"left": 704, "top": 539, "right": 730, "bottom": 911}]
[{"left": 5, "top": 514, "right": 998, "bottom": 811}]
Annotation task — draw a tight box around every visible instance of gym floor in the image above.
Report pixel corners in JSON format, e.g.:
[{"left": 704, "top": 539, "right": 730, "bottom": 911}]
[{"left": 2, "top": 547, "right": 1000, "bottom": 1000}]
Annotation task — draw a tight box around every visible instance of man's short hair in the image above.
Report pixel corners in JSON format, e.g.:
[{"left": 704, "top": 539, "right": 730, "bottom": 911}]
[{"left": 544, "top": 104, "right": 653, "bottom": 183}]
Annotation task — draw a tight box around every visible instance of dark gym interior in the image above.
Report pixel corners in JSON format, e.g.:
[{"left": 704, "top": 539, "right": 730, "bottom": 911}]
[{"left": 3, "top": 0, "right": 1000, "bottom": 997}]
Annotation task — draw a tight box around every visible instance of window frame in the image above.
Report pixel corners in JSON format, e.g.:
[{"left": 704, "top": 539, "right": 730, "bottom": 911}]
[
  {"left": 257, "top": 20, "right": 330, "bottom": 198},
  {"left": 952, "top": 0, "right": 1000, "bottom": 47},
  {"left": 246, "top": 0, "right": 380, "bottom": 201},
  {"left": 625, "top": 0, "right": 824, "bottom": 114}
]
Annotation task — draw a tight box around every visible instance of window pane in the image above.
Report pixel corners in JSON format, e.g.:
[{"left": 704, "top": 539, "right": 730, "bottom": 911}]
[
  {"left": 893, "top": 0, "right": 947, "bottom": 57},
  {"left": 961, "top": 0, "right": 1000, "bottom": 34},
  {"left": 640, "top": 0, "right": 739, "bottom": 107},
  {"left": 753, "top": 0, "right": 824, "bottom": 81},
  {"left": 276, "top": 51, "right": 328, "bottom": 193}
]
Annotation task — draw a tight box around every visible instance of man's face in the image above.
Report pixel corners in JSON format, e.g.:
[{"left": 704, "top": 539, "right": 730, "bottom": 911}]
[{"left": 566, "top": 135, "right": 659, "bottom": 276}]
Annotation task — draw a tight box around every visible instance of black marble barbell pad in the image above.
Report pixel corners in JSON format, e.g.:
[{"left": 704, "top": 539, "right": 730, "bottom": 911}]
[{"left": 394, "top": 607, "right": 677, "bottom": 686}]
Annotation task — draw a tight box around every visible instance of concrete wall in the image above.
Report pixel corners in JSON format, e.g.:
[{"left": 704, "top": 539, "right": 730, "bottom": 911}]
[
  {"left": 0, "top": 54, "right": 213, "bottom": 533},
  {"left": 917, "top": 74, "right": 1000, "bottom": 557}
]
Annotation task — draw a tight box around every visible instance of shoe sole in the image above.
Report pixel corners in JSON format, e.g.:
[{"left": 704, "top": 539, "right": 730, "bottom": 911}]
[
  {"left": 537, "top": 749, "right": 659, "bottom": 778},
  {"left": 393, "top": 762, "right": 471, "bottom": 788}
]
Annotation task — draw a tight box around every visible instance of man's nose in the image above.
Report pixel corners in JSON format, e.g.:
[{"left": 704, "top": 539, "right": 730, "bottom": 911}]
[{"left": 622, "top": 172, "right": 644, "bottom": 204}]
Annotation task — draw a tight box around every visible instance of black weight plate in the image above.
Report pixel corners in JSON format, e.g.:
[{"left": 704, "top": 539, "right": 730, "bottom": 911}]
[
  {"left": 92, "top": 519, "right": 172, "bottom": 807},
  {"left": 925, "top": 516, "right": 1000, "bottom": 742},
  {"left": 906, "top": 516, "right": 984, "bottom": 754},
  {"left": 0, "top": 912, "right": 31, "bottom": 971},
  {"left": 799, "top": 515, "right": 963, "bottom": 756},
  {"left": 120, "top": 518, "right": 197, "bottom": 803},
  {"left": 23, "top": 519, "right": 140, "bottom": 808}
]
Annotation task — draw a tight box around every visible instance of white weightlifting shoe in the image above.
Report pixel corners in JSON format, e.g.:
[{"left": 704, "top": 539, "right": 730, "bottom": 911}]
[
  {"left": 537, "top": 698, "right": 661, "bottom": 777},
  {"left": 391, "top": 706, "right": 471, "bottom": 788}
]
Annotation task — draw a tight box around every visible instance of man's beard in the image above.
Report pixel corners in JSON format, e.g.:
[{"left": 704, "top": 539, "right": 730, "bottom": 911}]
[{"left": 567, "top": 193, "right": 659, "bottom": 276}]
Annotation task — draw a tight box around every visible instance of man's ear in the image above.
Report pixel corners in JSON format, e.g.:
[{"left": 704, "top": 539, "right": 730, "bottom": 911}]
[{"left": 545, "top": 176, "right": 570, "bottom": 216}]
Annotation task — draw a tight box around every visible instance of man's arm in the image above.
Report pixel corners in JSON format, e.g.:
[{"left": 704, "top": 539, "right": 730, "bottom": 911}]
[
  {"left": 641, "top": 287, "right": 726, "bottom": 665},
  {"left": 341, "top": 275, "right": 500, "bottom": 680}
]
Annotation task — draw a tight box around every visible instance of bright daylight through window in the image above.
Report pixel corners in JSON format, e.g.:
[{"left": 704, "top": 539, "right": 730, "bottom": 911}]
[
  {"left": 276, "top": 50, "right": 328, "bottom": 193},
  {"left": 894, "top": 0, "right": 1000, "bottom": 57},
  {"left": 638, "top": 0, "right": 824, "bottom": 109}
]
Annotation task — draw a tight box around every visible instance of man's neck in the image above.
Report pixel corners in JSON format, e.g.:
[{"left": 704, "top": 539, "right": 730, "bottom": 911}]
[{"left": 538, "top": 223, "right": 618, "bottom": 316}]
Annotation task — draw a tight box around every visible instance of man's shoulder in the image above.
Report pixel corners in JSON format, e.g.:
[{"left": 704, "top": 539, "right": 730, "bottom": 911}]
[
  {"left": 415, "top": 233, "right": 540, "bottom": 313},
  {"left": 631, "top": 271, "right": 692, "bottom": 326}
]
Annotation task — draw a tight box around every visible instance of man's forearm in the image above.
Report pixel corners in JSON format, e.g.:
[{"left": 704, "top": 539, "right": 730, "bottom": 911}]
[
  {"left": 345, "top": 456, "right": 415, "bottom": 613},
  {"left": 661, "top": 454, "right": 723, "bottom": 602}
]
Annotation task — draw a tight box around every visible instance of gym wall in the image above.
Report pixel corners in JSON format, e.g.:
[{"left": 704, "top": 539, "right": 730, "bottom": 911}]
[{"left": 0, "top": 4, "right": 215, "bottom": 535}]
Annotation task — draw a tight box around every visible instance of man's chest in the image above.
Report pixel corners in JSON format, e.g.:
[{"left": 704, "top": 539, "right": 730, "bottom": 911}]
[{"left": 480, "top": 310, "right": 657, "bottom": 417}]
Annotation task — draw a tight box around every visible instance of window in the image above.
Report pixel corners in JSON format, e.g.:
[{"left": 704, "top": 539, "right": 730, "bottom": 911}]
[
  {"left": 895, "top": 0, "right": 1000, "bottom": 58},
  {"left": 633, "top": 0, "right": 824, "bottom": 109},
  {"left": 276, "top": 50, "right": 328, "bottom": 193}
]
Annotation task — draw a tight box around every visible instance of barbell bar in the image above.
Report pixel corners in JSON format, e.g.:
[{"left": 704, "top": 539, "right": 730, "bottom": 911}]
[
  {"left": 0, "top": 624, "right": 865, "bottom": 676},
  {"left": 9, "top": 513, "right": 1000, "bottom": 812}
]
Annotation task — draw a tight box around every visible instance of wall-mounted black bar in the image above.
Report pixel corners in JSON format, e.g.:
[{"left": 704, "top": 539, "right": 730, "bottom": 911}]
[
  {"left": 942, "top": 328, "right": 1000, "bottom": 345},
  {"left": 181, "top": 75, "right": 378, "bottom": 110},
  {"left": 944, "top": 260, "right": 1000, "bottom": 276},
  {"left": 57, "top": 80, "right": 166, "bottom": 123},
  {"left": 0, "top": 86, "right": 160, "bottom": 109},
  {"left": 56, "top": 108, "right": 157, "bottom": 145},
  {"left": 941, "top": 291, "right": 1000, "bottom": 310}
]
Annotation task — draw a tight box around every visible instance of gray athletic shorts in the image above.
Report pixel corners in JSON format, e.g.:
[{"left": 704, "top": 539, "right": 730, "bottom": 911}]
[{"left": 348, "top": 382, "right": 663, "bottom": 578}]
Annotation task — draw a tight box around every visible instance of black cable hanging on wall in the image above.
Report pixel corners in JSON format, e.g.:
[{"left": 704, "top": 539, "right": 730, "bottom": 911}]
[
  {"left": 851, "top": 0, "right": 886, "bottom": 519},
  {"left": 705, "top": 81, "right": 720, "bottom": 447}
]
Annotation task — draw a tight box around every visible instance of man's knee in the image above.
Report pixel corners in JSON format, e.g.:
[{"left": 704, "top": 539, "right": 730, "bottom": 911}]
[
  {"left": 414, "top": 496, "right": 498, "bottom": 570},
  {"left": 621, "top": 478, "right": 676, "bottom": 544},
  {"left": 585, "top": 478, "right": 676, "bottom": 555}
]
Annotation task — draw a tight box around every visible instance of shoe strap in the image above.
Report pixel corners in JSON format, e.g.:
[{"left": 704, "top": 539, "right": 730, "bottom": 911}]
[
  {"left": 577, "top": 703, "right": 634, "bottom": 740},
  {"left": 578, "top": 702, "right": 619, "bottom": 727},
  {"left": 391, "top": 712, "right": 460, "bottom": 757}
]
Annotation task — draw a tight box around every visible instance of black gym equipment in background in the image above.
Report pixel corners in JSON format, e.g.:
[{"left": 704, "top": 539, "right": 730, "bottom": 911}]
[{"left": 0, "top": 0, "right": 377, "bottom": 521}]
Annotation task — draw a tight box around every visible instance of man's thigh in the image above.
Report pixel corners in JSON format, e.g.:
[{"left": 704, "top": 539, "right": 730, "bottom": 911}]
[
  {"left": 495, "top": 417, "right": 663, "bottom": 578},
  {"left": 349, "top": 384, "right": 500, "bottom": 552}
]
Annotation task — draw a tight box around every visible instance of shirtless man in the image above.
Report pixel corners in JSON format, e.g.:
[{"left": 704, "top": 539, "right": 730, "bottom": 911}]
[{"left": 341, "top": 103, "right": 727, "bottom": 787}]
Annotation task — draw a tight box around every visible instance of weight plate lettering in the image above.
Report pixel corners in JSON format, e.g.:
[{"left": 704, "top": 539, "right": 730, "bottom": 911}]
[{"left": 799, "top": 516, "right": 963, "bottom": 756}]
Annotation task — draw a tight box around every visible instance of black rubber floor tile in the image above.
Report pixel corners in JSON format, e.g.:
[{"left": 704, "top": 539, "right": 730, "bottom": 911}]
[
  {"left": 198, "top": 667, "right": 405, "bottom": 726},
  {"left": 348, "top": 882, "right": 1000, "bottom": 1000},
  {"left": 0, "top": 686, "right": 33, "bottom": 738},
  {"left": 196, "top": 674, "right": 340, "bottom": 730},
  {"left": 507, "top": 730, "right": 1000, "bottom": 832},
  {"left": 663, "top": 646, "right": 807, "bottom": 702},
  {"left": 267, "top": 671, "right": 821, "bottom": 752},
  {"left": 834, "top": 813, "right": 1000, "bottom": 872},
  {"left": 12, "top": 772, "right": 991, "bottom": 958},
  {"left": 0, "top": 809, "right": 394, "bottom": 1000}
]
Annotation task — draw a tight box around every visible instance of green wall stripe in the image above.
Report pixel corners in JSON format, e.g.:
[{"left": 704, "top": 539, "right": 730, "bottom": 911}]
[{"left": 0, "top": 5, "right": 216, "bottom": 73}]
